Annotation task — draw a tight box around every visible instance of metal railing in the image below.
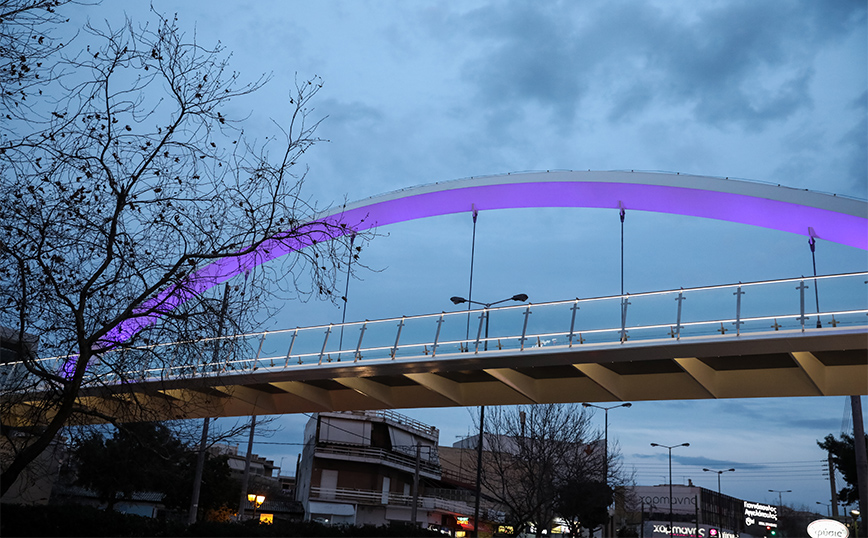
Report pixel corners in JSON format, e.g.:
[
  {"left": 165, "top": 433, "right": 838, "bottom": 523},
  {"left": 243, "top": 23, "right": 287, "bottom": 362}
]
[
  {"left": 310, "top": 486, "right": 473, "bottom": 513},
  {"left": 314, "top": 444, "right": 441, "bottom": 477},
  {"left": 2, "top": 272, "right": 866, "bottom": 390}
]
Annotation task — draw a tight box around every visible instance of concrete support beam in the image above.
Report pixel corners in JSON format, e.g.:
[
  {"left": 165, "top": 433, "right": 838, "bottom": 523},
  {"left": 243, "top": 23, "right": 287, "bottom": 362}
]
[
  {"left": 404, "top": 373, "right": 465, "bottom": 405},
  {"left": 790, "top": 351, "right": 827, "bottom": 395},
  {"left": 573, "top": 363, "right": 626, "bottom": 401},
  {"left": 334, "top": 377, "right": 394, "bottom": 407},
  {"left": 484, "top": 368, "right": 538, "bottom": 403},
  {"left": 270, "top": 381, "right": 334, "bottom": 411},
  {"left": 673, "top": 358, "right": 719, "bottom": 398}
]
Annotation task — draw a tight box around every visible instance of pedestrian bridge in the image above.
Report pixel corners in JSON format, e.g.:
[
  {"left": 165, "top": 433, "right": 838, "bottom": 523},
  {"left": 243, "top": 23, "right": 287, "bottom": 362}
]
[
  {"left": 3, "top": 272, "right": 866, "bottom": 425},
  {"left": 2, "top": 171, "right": 867, "bottom": 426}
]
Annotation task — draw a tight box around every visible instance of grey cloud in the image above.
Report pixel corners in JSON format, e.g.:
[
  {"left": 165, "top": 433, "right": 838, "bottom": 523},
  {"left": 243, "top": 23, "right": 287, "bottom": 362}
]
[
  {"left": 675, "top": 456, "right": 765, "bottom": 471},
  {"left": 842, "top": 91, "right": 868, "bottom": 197},
  {"left": 457, "top": 0, "right": 864, "bottom": 131}
]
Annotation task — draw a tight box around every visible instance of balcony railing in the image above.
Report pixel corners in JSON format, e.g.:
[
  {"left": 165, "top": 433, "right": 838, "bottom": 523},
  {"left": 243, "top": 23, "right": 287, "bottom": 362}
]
[
  {"left": 333, "top": 409, "right": 439, "bottom": 441},
  {"left": 310, "top": 486, "right": 473, "bottom": 514},
  {"left": 315, "top": 444, "right": 440, "bottom": 478}
]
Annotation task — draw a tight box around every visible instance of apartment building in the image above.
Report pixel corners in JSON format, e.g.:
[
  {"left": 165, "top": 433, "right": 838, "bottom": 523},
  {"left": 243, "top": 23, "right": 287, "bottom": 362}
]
[{"left": 296, "top": 410, "right": 474, "bottom": 532}]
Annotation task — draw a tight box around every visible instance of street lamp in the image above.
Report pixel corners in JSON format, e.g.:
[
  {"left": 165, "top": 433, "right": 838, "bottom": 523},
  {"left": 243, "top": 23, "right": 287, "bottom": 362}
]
[
  {"left": 583, "top": 402, "right": 632, "bottom": 538},
  {"left": 451, "top": 293, "right": 528, "bottom": 538},
  {"left": 651, "top": 442, "right": 690, "bottom": 536},
  {"left": 703, "top": 468, "right": 735, "bottom": 532},
  {"left": 851, "top": 509, "right": 860, "bottom": 538},
  {"left": 768, "top": 489, "right": 790, "bottom": 533},
  {"left": 768, "top": 489, "right": 791, "bottom": 509},
  {"left": 247, "top": 494, "right": 265, "bottom": 519},
  {"left": 816, "top": 501, "right": 831, "bottom": 517}
]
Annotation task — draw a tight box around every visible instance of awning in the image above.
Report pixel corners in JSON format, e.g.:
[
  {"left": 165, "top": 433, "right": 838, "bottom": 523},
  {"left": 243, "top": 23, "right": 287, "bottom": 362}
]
[{"left": 308, "top": 501, "right": 355, "bottom": 517}]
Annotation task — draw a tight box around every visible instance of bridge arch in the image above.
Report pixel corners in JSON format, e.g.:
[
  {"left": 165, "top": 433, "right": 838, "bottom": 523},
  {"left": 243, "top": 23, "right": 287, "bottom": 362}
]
[
  {"left": 113, "top": 170, "right": 867, "bottom": 344},
  {"left": 322, "top": 170, "right": 866, "bottom": 250}
]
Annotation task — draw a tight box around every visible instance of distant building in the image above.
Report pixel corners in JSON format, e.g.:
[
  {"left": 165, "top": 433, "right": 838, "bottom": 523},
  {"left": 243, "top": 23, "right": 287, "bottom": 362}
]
[
  {"left": 619, "top": 484, "right": 783, "bottom": 538},
  {"left": 296, "top": 410, "right": 474, "bottom": 532},
  {"left": 209, "top": 443, "right": 279, "bottom": 481}
]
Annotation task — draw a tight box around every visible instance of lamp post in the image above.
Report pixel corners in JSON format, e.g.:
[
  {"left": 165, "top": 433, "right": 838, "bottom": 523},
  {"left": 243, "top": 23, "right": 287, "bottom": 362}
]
[
  {"left": 450, "top": 293, "right": 528, "bottom": 538},
  {"left": 651, "top": 442, "right": 690, "bottom": 537},
  {"left": 584, "top": 402, "right": 632, "bottom": 538},
  {"left": 703, "top": 468, "right": 735, "bottom": 532},
  {"left": 247, "top": 493, "right": 265, "bottom": 519},
  {"left": 769, "top": 489, "right": 790, "bottom": 534},
  {"left": 768, "top": 489, "right": 791, "bottom": 509},
  {"left": 851, "top": 509, "right": 860, "bottom": 538},
  {"left": 816, "top": 502, "right": 831, "bottom": 517}
]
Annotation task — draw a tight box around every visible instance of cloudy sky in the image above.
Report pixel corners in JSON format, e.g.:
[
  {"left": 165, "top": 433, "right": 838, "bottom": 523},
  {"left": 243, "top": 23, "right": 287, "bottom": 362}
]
[{"left": 69, "top": 1, "right": 866, "bottom": 511}]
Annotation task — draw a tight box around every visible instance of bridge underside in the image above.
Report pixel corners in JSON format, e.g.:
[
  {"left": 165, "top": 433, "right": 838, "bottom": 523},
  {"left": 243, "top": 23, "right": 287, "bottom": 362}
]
[{"left": 4, "top": 327, "right": 866, "bottom": 426}]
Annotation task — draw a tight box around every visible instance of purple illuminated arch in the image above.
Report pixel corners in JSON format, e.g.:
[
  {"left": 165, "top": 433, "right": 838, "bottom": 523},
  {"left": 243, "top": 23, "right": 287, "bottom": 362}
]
[{"left": 103, "top": 170, "right": 867, "bottom": 348}]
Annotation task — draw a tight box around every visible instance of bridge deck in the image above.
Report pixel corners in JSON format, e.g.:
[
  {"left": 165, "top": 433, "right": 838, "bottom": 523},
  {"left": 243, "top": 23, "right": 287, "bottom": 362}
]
[
  {"left": 3, "top": 273, "right": 866, "bottom": 426},
  {"left": 5, "top": 326, "right": 865, "bottom": 426}
]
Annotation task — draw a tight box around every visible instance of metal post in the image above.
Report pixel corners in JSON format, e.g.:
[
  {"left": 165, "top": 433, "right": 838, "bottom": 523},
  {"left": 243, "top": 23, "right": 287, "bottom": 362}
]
[
  {"left": 318, "top": 326, "right": 331, "bottom": 365},
  {"left": 851, "top": 395, "right": 868, "bottom": 536},
  {"left": 338, "top": 233, "right": 356, "bottom": 361},
  {"left": 797, "top": 280, "right": 808, "bottom": 331},
  {"left": 641, "top": 499, "right": 645, "bottom": 538},
  {"left": 188, "top": 283, "right": 229, "bottom": 525},
  {"left": 238, "top": 415, "right": 257, "bottom": 520},
  {"left": 734, "top": 286, "right": 744, "bottom": 336},
  {"left": 432, "top": 314, "right": 445, "bottom": 356},
  {"left": 717, "top": 473, "right": 722, "bottom": 532},
  {"left": 354, "top": 322, "right": 367, "bottom": 362},
  {"left": 830, "top": 451, "right": 840, "bottom": 519},
  {"left": 391, "top": 317, "right": 405, "bottom": 359},
  {"left": 473, "top": 405, "right": 485, "bottom": 538},
  {"left": 188, "top": 417, "right": 211, "bottom": 524},
  {"left": 670, "top": 449, "right": 674, "bottom": 535},
  {"left": 652, "top": 443, "right": 689, "bottom": 537},
  {"left": 411, "top": 442, "right": 421, "bottom": 526},
  {"left": 569, "top": 301, "right": 580, "bottom": 347},
  {"left": 809, "top": 236, "right": 822, "bottom": 328}
]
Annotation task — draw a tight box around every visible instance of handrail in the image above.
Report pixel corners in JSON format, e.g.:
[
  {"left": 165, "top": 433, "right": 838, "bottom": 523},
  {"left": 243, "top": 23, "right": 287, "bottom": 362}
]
[
  {"left": 315, "top": 444, "right": 440, "bottom": 476},
  {"left": 1, "top": 272, "right": 866, "bottom": 390},
  {"left": 309, "top": 486, "right": 473, "bottom": 513}
]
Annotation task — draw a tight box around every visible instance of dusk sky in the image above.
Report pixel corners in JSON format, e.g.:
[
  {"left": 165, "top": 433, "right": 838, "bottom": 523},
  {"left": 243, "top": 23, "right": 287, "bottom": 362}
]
[{"left": 66, "top": 1, "right": 867, "bottom": 511}]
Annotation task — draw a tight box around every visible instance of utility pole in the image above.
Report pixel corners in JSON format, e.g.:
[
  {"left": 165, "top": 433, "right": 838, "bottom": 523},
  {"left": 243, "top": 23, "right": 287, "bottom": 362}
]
[
  {"left": 188, "top": 284, "right": 229, "bottom": 524},
  {"left": 852, "top": 396, "right": 867, "bottom": 536},
  {"left": 411, "top": 442, "right": 421, "bottom": 526},
  {"left": 238, "top": 415, "right": 257, "bottom": 520},
  {"left": 829, "top": 451, "right": 840, "bottom": 519}
]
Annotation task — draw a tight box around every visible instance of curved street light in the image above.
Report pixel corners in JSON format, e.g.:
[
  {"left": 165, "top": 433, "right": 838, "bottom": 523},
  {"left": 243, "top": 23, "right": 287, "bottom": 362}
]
[
  {"left": 451, "top": 293, "right": 528, "bottom": 538},
  {"left": 703, "top": 468, "right": 735, "bottom": 532},
  {"left": 584, "top": 402, "right": 632, "bottom": 538},
  {"left": 651, "top": 442, "right": 690, "bottom": 536}
]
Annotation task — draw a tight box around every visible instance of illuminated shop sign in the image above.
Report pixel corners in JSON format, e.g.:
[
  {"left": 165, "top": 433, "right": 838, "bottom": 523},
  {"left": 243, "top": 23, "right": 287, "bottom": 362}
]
[
  {"left": 644, "top": 521, "right": 738, "bottom": 538},
  {"left": 743, "top": 501, "right": 777, "bottom": 533},
  {"left": 807, "top": 519, "right": 849, "bottom": 538},
  {"left": 634, "top": 486, "right": 699, "bottom": 515}
]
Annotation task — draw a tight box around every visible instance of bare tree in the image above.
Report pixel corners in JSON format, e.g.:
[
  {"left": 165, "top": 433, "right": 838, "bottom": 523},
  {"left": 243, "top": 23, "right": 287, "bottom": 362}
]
[
  {"left": 0, "top": 0, "right": 73, "bottom": 120},
  {"left": 0, "top": 5, "right": 368, "bottom": 496},
  {"left": 479, "top": 404, "right": 611, "bottom": 537}
]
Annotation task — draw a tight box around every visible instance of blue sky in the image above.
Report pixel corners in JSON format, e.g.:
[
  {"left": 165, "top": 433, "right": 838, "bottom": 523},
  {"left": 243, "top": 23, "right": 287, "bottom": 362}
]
[{"left": 66, "top": 1, "right": 867, "bottom": 511}]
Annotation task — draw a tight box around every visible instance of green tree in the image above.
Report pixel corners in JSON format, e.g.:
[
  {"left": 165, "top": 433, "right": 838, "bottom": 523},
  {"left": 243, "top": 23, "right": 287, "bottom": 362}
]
[
  {"left": 556, "top": 478, "right": 613, "bottom": 537},
  {"left": 162, "top": 451, "right": 238, "bottom": 516},
  {"left": 73, "top": 422, "right": 186, "bottom": 511},
  {"left": 818, "top": 433, "right": 868, "bottom": 505}
]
